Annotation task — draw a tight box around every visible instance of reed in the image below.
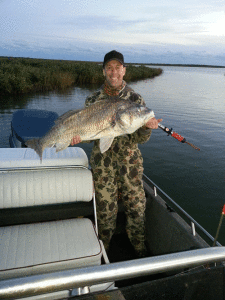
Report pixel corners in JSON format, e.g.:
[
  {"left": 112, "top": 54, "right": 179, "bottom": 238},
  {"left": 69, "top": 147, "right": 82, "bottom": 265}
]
[{"left": 0, "top": 57, "right": 162, "bottom": 95}]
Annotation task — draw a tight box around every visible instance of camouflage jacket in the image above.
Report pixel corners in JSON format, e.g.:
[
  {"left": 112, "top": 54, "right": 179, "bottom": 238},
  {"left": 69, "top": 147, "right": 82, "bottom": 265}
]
[{"left": 85, "top": 83, "right": 152, "bottom": 168}]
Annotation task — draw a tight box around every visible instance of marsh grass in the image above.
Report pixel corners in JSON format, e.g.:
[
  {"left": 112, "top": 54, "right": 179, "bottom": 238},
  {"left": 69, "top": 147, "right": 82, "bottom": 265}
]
[{"left": 0, "top": 57, "right": 162, "bottom": 95}]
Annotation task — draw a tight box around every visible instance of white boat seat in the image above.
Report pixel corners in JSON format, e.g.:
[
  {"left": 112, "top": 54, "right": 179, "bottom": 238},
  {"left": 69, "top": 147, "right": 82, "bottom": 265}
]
[
  {"left": 0, "top": 167, "right": 102, "bottom": 280},
  {"left": 0, "top": 218, "right": 101, "bottom": 280}
]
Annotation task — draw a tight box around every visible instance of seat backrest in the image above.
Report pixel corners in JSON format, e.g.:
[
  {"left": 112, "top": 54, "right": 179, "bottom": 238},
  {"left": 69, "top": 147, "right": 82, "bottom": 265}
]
[{"left": 0, "top": 167, "right": 93, "bottom": 209}]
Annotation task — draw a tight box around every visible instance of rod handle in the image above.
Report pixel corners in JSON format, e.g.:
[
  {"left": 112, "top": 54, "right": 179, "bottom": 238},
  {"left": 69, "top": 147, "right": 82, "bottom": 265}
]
[{"left": 171, "top": 132, "right": 186, "bottom": 143}]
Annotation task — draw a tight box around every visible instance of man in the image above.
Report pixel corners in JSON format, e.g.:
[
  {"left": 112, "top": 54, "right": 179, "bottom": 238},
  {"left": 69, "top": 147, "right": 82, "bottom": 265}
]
[{"left": 72, "top": 50, "right": 161, "bottom": 257}]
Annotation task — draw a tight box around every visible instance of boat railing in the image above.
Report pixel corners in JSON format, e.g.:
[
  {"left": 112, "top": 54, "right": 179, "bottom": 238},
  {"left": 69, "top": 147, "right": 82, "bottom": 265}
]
[
  {"left": 0, "top": 247, "right": 225, "bottom": 299},
  {"left": 143, "top": 174, "right": 222, "bottom": 247}
]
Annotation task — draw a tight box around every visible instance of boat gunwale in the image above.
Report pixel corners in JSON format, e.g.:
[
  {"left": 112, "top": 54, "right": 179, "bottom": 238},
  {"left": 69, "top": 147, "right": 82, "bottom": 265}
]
[
  {"left": 143, "top": 174, "right": 222, "bottom": 247},
  {"left": 0, "top": 247, "right": 225, "bottom": 299}
]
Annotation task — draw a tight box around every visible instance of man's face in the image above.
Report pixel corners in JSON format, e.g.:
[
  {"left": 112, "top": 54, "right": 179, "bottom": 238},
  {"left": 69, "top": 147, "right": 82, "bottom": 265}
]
[{"left": 103, "top": 60, "right": 126, "bottom": 88}]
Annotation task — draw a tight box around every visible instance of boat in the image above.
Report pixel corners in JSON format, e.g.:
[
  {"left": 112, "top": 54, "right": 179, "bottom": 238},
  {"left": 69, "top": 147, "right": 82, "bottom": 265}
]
[{"left": 0, "top": 110, "right": 224, "bottom": 299}]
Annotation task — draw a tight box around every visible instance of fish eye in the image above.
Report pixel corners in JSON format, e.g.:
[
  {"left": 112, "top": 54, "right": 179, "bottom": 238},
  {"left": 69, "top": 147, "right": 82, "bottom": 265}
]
[{"left": 137, "top": 107, "right": 142, "bottom": 114}]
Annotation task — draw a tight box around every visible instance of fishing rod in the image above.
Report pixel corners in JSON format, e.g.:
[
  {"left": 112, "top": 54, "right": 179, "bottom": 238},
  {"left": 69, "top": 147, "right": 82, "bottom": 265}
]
[{"left": 158, "top": 123, "right": 200, "bottom": 151}]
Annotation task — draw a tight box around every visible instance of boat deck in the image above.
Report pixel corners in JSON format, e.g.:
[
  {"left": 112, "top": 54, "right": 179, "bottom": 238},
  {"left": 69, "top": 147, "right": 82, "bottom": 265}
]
[{"left": 0, "top": 147, "right": 224, "bottom": 300}]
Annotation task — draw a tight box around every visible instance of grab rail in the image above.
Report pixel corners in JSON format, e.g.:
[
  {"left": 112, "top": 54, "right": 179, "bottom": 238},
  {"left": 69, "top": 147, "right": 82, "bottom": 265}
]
[
  {"left": 0, "top": 247, "right": 225, "bottom": 299},
  {"left": 143, "top": 174, "right": 222, "bottom": 247}
]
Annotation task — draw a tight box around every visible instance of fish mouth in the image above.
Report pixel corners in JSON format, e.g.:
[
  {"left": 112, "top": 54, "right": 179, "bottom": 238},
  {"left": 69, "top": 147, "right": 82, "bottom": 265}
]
[
  {"left": 140, "top": 106, "right": 153, "bottom": 115},
  {"left": 143, "top": 108, "right": 155, "bottom": 120}
]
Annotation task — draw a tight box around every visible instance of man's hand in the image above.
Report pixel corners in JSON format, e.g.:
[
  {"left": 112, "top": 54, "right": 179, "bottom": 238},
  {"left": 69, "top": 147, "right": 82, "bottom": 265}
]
[
  {"left": 71, "top": 135, "right": 82, "bottom": 146},
  {"left": 145, "top": 118, "right": 162, "bottom": 129}
]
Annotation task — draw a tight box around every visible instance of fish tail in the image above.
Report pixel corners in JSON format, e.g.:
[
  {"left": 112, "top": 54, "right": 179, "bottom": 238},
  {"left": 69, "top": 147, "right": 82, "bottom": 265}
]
[{"left": 25, "top": 138, "right": 43, "bottom": 162}]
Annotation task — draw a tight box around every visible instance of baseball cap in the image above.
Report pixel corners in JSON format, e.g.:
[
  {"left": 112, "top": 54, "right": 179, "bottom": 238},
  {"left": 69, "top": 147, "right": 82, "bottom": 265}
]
[{"left": 103, "top": 50, "right": 125, "bottom": 68}]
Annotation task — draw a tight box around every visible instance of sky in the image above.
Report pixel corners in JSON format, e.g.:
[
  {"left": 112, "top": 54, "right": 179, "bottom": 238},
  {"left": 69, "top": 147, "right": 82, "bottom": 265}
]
[{"left": 0, "top": 0, "right": 225, "bottom": 66}]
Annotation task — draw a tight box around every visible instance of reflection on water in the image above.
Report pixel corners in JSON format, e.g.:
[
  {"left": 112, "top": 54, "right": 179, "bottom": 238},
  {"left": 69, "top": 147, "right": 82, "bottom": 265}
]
[{"left": 0, "top": 66, "right": 225, "bottom": 245}]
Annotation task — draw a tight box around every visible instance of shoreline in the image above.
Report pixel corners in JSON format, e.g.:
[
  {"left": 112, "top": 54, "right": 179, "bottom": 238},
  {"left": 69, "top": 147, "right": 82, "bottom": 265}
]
[
  {"left": 129, "top": 63, "right": 225, "bottom": 69},
  {"left": 1, "top": 56, "right": 225, "bottom": 69},
  {"left": 0, "top": 57, "right": 162, "bottom": 96}
]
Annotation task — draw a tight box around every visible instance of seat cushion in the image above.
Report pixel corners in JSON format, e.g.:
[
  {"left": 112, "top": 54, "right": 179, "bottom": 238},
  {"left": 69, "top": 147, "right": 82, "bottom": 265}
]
[
  {"left": 0, "top": 218, "right": 102, "bottom": 280},
  {"left": 0, "top": 168, "right": 93, "bottom": 208}
]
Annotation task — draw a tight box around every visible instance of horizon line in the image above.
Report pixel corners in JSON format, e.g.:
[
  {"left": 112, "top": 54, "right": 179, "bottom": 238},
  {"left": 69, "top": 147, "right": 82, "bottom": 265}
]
[{"left": 1, "top": 56, "right": 225, "bottom": 69}]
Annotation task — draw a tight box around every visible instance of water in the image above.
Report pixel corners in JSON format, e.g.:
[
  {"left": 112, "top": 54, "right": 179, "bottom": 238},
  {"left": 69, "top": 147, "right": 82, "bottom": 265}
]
[
  {"left": 0, "top": 66, "right": 225, "bottom": 245},
  {"left": 139, "top": 67, "right": 225, "bottom": 242}
]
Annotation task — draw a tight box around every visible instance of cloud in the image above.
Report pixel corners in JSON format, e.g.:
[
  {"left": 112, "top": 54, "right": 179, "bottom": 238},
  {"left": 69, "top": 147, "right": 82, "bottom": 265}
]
[
  {"left": 0, "top": 0, "right": 225, "bottom": 66},
  {"left": 1, "top": 37, "right": 225, "bottom": 67},
  {"left": 59, "top": 15, "right": 142, "bottom": 30}
]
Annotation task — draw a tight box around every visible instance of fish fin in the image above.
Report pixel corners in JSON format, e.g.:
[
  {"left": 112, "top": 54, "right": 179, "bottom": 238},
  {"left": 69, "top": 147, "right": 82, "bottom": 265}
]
[
  {"left": 55, "top": 140, "right": 71, "bottom": 152},
  {"left": 55, "top": 109, "right": 82, "bottom": 125},
  {"left": 25, "top": 138, "right": 43, "bottom": 162},
  {"left": 99, "top": 137, "right": 114, "bottom": 153}
]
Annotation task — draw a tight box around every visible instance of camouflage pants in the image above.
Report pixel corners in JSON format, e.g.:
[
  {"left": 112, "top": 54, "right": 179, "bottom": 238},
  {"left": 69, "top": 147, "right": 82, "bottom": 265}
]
[{"left": 90, "top": 149, "right": 147, "bottom": 257}]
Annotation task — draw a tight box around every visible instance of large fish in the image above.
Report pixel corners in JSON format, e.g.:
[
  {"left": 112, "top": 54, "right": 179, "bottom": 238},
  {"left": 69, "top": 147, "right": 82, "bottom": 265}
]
[{"left": 25, "top": 98, "right": 155, "bottom": 161}]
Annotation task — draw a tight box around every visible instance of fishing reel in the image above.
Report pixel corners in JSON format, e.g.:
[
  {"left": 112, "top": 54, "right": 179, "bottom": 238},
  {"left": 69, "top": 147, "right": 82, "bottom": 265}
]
[
  {"left": 165, "top": 127, "right": 173, "bottom": 136},
  {"left": 158, "top": 124, "right": 173, "bottom": 136}
]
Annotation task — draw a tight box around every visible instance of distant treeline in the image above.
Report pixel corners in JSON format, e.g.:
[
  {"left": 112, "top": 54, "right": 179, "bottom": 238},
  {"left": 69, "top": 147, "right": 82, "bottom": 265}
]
[{"left": 0, "top": 57, "right": 162, "bottom": 95}]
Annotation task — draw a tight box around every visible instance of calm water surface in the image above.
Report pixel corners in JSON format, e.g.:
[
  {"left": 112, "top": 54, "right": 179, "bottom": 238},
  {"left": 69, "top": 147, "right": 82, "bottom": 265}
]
[{"left": 1, "top": 66, "right": 225, "bottom": 245}]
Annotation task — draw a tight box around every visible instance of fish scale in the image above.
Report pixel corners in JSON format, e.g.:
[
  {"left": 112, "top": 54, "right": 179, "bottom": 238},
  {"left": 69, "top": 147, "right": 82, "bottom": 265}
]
[{"left": 25, "top": 98, "right": 155, "bottom": 161}]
